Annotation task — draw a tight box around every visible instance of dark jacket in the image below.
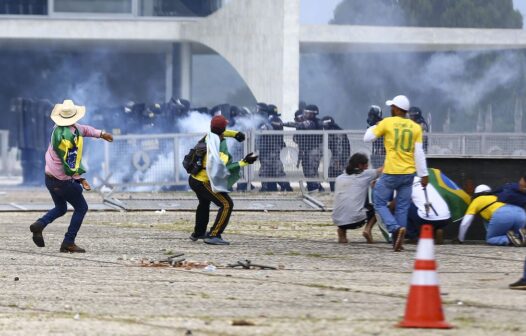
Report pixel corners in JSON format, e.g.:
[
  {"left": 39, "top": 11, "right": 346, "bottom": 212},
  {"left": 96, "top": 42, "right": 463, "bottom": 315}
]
[{"left": 495, "top": 183, "right": 526, "bottom": 208}]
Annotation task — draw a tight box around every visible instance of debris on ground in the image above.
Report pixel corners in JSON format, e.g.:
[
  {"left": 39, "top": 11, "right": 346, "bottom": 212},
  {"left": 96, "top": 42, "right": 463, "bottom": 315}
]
[
  {"left": 133, "top": 253, "right": 215, "bottom": 270},
  {"left": 231, "top": 319, "right": 256, "bottom": 326},
  {"left": 227, "top": 259, "right": 277, "bottom": 270}
]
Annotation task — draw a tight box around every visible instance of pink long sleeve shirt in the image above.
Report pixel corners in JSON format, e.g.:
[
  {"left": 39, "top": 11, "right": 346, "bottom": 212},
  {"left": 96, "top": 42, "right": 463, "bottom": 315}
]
[{"left": 45, "top": 123, "right": 102, "bottom": 181}]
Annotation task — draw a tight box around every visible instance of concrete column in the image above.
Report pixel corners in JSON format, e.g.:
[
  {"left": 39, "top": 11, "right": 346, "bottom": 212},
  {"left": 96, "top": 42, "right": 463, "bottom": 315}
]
[
  {"left": 165, "top": 46, "right": 174, "bottom": 102},
  {"left": 181, "top": 0, "right": 300, "bottom": 120},
  {"left": 179, "top": 42, "right": 192, "bottom": 100}
]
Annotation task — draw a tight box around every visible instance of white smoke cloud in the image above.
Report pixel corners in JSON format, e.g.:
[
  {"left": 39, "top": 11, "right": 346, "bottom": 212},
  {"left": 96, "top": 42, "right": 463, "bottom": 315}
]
[{"left": 417, "top": 51, "right": 520, "bottom": 112}]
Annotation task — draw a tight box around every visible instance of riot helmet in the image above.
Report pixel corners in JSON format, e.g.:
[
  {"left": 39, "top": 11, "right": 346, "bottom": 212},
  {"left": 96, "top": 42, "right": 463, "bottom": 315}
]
[
  {"left": 321, "top": 116, "right": 336, "bottom": 129},
  {"left": 408, "top": 106, "right": 423, "bottom": 122},
  {"left": 303, "top": 104, "right": 319, "bottom": 120},
  {"left": 294, "top": 109, "right": 304, "bottom": 122},
  {"left": 256, "top": 102, "right": 269, "bottom": 116},
  {"left": 367, "top": 105, "right": 383, "bottom": 126},
  {"left": 175, "top": 98, "right": 190, "bottom": 110},
  {"left": 267, "top": 104, "right": 280, "bottom": 116},
  {"left": 230, "top": 105, "right": 241, "bottom": 119},
  {"left": 210, "top": 103, "right": 229, "bottom": 117},
  {"left": 408, "top": 106, "right": 429, "bottom": 131}
]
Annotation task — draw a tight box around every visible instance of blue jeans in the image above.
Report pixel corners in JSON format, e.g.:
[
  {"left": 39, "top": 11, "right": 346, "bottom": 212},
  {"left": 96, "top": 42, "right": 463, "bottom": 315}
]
[
  {"left": 38, "top": 175, "right": 88, "bottom": 244},
  {"left": 486, "top": 205, "right": 526, "bottom": 246},
  {"left": 373, "top": 173, "right": 414, "bottom": 233}
]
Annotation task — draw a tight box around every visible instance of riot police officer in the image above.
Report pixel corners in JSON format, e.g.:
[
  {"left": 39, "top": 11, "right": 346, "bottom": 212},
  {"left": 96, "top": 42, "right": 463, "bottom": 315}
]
[
  {"left": 285, "top": 104, "right": 324, "bottom": 192},
  {"left": 321, "top": 116, "right": 351, "bottom": 192},
  {"left": 408, "top": 106, "right": 429, "bottom": 153},
  {"left": 367, "top": 105, "right": 385, "bottom": 169},
  {"left": 258, "top": 104, "right": 293, "bottom": 192}
]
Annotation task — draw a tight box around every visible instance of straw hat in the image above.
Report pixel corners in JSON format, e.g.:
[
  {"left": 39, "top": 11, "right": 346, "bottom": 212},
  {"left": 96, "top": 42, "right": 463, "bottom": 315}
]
[{"left": 50, "top": 99, "right": 86, "bottom": 126}]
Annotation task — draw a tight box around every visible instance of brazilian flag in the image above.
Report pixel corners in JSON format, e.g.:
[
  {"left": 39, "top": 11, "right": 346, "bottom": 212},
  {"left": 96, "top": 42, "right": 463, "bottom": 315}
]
[
  {"left": 428, "top": 168, "right": 470, "bottom": 222},
  {"left": 375, "top": 168, "right": 470, "bottom": 243},
  {"left": 51, "top": 126, "right": 85, "bottom": 176}
]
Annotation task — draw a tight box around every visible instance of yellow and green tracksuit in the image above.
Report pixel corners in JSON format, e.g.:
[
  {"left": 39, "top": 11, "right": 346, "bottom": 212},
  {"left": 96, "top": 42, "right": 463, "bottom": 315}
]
[{"left": 189, "top": 130, "right": 247, "bottom": 238}]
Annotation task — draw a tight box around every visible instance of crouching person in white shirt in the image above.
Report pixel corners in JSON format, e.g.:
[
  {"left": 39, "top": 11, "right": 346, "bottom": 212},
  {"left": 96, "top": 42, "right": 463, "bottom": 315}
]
[
  {"left": 332, "top": 153, "right": 382, "bottom": 244},
  {"left": 406, "top": 176, "right": 452, "bottom": 244}
]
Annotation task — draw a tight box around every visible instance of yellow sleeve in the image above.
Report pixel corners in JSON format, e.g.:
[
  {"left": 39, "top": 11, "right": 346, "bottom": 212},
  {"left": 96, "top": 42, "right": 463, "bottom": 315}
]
[
  {"left": 465, "top": 199, "right": 479, "bottom": 216},
  {"left": 219, "top": 152, "right": 229, "bottom": 164},
  {"left": 239, "top": 160, "right": 248, "bottom": 167},
  {"left": 373, "top": 119, "right": 386, "bottom": 137},
  {"left": 223, "top": 130, "right": 238, "bottom": 138}
]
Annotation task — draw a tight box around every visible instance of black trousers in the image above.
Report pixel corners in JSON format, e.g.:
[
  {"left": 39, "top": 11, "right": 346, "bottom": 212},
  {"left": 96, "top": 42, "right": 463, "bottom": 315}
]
[{"left": 189, "top": 176, "right": 234, "bottom": 237}]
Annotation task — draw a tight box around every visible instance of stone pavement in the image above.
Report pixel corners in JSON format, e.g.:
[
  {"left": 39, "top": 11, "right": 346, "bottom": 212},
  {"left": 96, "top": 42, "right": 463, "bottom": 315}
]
[{"left": 0, "top": 190, "right": 525, "bottom": 335}]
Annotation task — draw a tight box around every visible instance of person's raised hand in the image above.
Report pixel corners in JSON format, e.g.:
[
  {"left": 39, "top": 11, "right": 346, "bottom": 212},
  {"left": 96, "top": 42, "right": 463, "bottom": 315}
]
[
  {"left": 234, "top": 131, "right": 246, "bottom": 142},
  {"left": 243, "top": 152, "right": 258, "bottom": 164},
  {"left": 101, "top": 131, "right": 113, "bottom": 142}
]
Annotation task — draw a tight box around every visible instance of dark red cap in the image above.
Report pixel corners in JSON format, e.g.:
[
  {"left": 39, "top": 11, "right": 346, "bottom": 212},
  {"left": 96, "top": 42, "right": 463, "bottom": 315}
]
[{"left": 210, "top": 115, "right": 228, "bottom": 134}]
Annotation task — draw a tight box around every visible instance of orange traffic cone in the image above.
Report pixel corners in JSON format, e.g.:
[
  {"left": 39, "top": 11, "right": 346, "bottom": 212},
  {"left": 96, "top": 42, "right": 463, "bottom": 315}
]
[{"left": 397, "top": 224, "right": 453, "bottom": 329}]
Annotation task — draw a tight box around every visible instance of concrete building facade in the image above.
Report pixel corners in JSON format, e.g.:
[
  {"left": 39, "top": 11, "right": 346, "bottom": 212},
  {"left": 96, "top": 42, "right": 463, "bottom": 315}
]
[{"left": 2, "top": 0, "right": 526, "bottom": 120}]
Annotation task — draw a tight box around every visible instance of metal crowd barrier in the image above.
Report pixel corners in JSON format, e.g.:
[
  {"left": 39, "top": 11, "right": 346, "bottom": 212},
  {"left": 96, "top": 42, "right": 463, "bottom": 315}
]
[{"left": 99, "top": 130, "right": 526, "bottom": 190}]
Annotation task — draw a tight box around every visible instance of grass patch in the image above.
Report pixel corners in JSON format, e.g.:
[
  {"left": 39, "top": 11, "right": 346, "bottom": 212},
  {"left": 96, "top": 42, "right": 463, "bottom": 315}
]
[{"left": 305, "top": 253, "right": 324, "bottom": 258}]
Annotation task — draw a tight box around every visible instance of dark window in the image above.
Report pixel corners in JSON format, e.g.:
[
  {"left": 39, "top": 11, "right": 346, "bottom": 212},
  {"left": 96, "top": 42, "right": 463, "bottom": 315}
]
[
  {"left": 54, "top": 0, "right": 132, "bottom": 14},
  {"left": 0, "top": 0, "right": 48, "bottom": 15},
  {"left": 140, "top": 0, "right": 222, "bottom": 17}
]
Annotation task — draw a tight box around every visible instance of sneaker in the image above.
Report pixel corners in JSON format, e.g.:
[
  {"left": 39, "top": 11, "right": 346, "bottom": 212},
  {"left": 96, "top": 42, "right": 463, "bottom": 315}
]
[
  {"left": 519, "top": 228, "right": 526, "bottom": 246},
  {"left": 435, "top": 229, "right": 444, "bottom": 245},
  {"left": 392, "top": 227, "right": 406, "bottom": 252},
  {"left": 29, "top": 221, "right": 45, "bottom": 247},
  {"left": 507, "top": 231, "right": 522, "bottom": 247},
  {"left": 60, "top": 243, "right": 86, "bottom": 253},
  {"left": 509, "top": 278, "right": 526, "bottom": 290},
  {"left": 189, "top": 233, "right": 206, "bottom": 242},
  {"left": 204, "top": 236, "right": 230, "bottom": 245}
]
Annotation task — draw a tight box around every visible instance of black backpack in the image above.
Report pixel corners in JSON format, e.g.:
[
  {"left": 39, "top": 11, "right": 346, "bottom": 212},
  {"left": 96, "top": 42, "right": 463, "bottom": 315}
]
[{"left": 182, "top": 136, "right": 207, "bottom": 175}]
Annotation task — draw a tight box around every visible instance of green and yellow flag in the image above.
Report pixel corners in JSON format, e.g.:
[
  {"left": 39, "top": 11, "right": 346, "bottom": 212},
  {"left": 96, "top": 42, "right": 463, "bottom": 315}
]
[
  {"left": 428, "top": 168, "right": 470, "bottom": 222},
  {"left": 51, "top": 126, "right": 85, "bottom": 176}
]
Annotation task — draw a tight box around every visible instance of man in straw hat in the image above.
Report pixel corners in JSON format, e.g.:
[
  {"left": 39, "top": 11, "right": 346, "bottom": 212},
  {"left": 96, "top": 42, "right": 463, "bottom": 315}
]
[{"left": 29, "top": 99, "right": 113, "bottom": 253}]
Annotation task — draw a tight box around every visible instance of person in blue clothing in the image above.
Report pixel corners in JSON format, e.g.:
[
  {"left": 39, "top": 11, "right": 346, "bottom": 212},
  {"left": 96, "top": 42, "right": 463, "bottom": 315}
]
[
  {"left": 495, "top": 175, "right": 526, "bottom": 208},
  {"left": 500, "top": 175, "right": 526, "bottom": 289}
]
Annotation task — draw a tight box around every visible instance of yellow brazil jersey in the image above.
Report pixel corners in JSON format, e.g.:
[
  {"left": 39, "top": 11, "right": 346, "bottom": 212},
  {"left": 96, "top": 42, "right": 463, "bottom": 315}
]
[
  {"left": 373, "top": 116, "right": 423, "bottom": 174},
  {"left": 465, "top": 195, "right": 505, "bottom": 221}
]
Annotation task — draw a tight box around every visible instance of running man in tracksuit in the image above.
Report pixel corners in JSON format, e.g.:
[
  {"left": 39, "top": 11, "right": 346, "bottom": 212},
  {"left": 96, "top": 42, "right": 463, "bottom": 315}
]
[{"left": 188, "top": 115, "right": 258, "bottom": 245}]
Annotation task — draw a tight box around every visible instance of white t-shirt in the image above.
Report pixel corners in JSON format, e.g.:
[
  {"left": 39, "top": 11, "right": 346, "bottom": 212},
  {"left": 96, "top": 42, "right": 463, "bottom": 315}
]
[
  {"left": 411, "top": 176, "right": 450, "bottom": 221},
  {"left": 332, "top": 169, "right": 380, "bottom": 226}
]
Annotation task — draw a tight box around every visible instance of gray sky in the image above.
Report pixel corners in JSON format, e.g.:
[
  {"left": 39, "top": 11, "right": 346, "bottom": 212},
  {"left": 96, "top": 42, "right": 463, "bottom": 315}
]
[
  {"left": 301, "top": 0, "right": 526, "bottom": 27},
  {"left": 300, "top": 0, "right": 341, "bottom": 24}
]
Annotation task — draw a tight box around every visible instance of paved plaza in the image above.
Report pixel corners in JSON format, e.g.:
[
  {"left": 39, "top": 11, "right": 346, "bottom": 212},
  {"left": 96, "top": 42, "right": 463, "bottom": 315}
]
[{"left": 0, "top": 189, "right": 525, "bottom": 335}]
